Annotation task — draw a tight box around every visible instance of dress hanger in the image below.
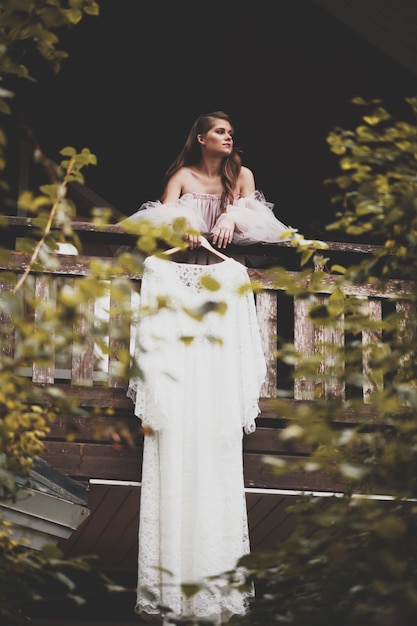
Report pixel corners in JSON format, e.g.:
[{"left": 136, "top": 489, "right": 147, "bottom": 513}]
[{"left": 163, "top": 235, "right": 229, "bottom": 261}]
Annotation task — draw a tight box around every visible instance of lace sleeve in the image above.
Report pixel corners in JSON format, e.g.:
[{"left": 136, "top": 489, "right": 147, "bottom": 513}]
[
  {"left": 120, "top": 198, "right": 208, "bottom": 233},
  {"left": 225, "top": 190, "right": 291, "bottom": 245}
]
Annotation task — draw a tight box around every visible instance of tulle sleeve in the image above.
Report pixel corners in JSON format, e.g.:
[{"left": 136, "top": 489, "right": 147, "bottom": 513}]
[
  {"left": 224, "top": 191, "right": 291, "bottom": 245},
  {"left": 120, "top": 197, "right": 209, "bottom": 233}
]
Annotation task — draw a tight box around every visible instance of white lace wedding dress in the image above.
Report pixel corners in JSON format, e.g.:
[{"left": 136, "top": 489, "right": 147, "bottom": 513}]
[{"left": 127, "top": 255, "right": 266, "bottom": 623}]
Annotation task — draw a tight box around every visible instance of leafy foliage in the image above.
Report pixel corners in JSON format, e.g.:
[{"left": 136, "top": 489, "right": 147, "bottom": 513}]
[
  {"left": 229, "top": 97, "right": 417, "bottom": 626},
  {"left": 1, "top": 2, "right": 417, "bottom": 624},
  {"left": 0, "top": 2, "right": 137, "bottom": 624},
  {"left": 0, "top": 0, "right": 100, "bottom": 194},
  {"left": 326, "top": 96, "right": 417, "bottom": 280}
]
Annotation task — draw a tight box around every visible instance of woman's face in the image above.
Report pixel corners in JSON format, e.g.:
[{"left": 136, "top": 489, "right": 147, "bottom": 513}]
[{"left": 198, "top": 120, "right": 234, "bottom": 157}]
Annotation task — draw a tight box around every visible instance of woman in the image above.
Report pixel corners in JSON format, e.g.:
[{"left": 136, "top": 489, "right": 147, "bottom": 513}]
[
  {"left": 122, "top": 111, "right": 290, "bottom": 257},
  {"left": 127, "top": 112, "right": 280, "bottom": 624}
]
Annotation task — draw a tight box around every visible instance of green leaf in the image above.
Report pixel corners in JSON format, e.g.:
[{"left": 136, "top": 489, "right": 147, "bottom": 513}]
[{"left": 199, "top": 275, "right": 221, "bottom": 291}]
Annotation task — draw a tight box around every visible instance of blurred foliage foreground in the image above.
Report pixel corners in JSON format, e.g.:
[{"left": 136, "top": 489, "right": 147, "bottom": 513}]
[
  {"left": 234, "top": 95, "right": 417, "bottom": 626},
  {"left": 2, "top": 3, "right": 417, "bottom": 625}
]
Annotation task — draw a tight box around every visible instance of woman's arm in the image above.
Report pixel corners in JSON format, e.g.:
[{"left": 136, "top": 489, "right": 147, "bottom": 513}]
[
  {"left": 160, "top": 169, "right": 202, "bottom": 249},
  {"left": 211, "top": 167, "right": 256, "bottom": 248}
]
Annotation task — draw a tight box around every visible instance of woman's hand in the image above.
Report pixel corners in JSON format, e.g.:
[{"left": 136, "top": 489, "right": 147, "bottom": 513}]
[
  {"left": 211, "top": 214, "right": 235, "bottom": 248},
  {"left": 184, "top": 231, "right": 202, "bottom": 249}
]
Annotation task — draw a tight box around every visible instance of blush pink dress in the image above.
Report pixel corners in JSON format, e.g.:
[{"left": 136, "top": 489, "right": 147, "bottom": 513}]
[{"left": 122, "top": 190, "right": 290, "bottom": 245}]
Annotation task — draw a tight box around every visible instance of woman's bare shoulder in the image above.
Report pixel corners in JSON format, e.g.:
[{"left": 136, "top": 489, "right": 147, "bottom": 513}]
[
  {"left": 161, "top": 167, "right": 196, "bottom": 202},
  {"left": 169, "top": 166, "right": 192, "bottom": 184},
  {"left": 239, "top": 165, "right": 255, "bottom": 182},
  {"left": 238, "top": 166, "right": 256, "bottom": 195}
]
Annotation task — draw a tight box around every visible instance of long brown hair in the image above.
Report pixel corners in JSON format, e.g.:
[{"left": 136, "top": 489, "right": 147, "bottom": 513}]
[{"left": 162, "top": 111, "right": 242, "bottom": 210}]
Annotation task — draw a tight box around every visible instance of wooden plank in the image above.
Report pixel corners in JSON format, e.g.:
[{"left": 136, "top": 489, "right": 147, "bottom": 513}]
[
  {"left": 69, "top": 485, "right": 139, "bottom": 568},
  {"left": 294, "top": 298, "right": 315, "bottom": 400},
  {"left": 396, "top": 300, "right": 416, "bottom": 340},
  {"left": 259, "top": 398, "right": 378, "bottom": 422},
  {"left": 104, "top": 506, "right": 139, "bottom": 570},
  {"left": 47, "top": 413, "right": 141, "bottom": 442},
  {"left": 72, "top": 286, "right": 95, "bottom": 386},
  {"left": 46, "top": 418, "right": 311, "bottom": 456},
  {"left": 243, "top": 427, "right": 313, "bottom": 454},
  {"left": 243, "top": 452, "right": 347, "bottom": 492},
  {"left": 35, "top": 384, "right": 134, "bottom": 408},
  {"left": 91, "top": 487, "right": 139, "bottom": 568},
  {"left": 315, "top": 295, "right": 345, "bottom": 399},
  {"left": 314, "top": 299, "right": 326, "bottom": 400},
  {"left": 42, "top": 441, "right": 142, "bottom": 482},
  {"left": 44, "top": 401, "right": 377, "bottom": 446},
  {"left": 28, "top": 385, "right": 382, "bottom": 420},
  {"left": 2, "top": 218, "right": 383, "bottom": 255},
  {"left": 256, "top": 268, "right": 416, "bottom": 299},
  {"left": 59, "top": 485, "right": 139, "bottom": 569},
  {"left": 255, "top": 290, "right": 277, "bottom": 397},
  {"left": 33, "top": 275, "right": 55, "bottom": 384},
  {"left": 323, "top": 321, "right": 345, "bottom": 399},
  {"left": 59, "top": 482, "right": 109, "bottom": 555},
  {"left": 41, "top": 439, "right": 344, "bottom": 492},
  {"left": 362, "top": 298, "right": 383, "bottom": 402},
  {"left": 247, "top": 493, "right": 296, "bottom": 551},
  {"left": 108, "top": 280, "right": 131, "bottom": 388},
  {"left": 2, "top": 251, "right": 416, "bottom": 298},
  {"left": 0, "top": 279, "right": 14, "bottom": 357}
]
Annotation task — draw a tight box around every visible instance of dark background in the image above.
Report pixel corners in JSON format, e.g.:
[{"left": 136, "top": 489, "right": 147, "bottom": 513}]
[{"left": 5, "top": 0, "right": 417, "bottom": 238}]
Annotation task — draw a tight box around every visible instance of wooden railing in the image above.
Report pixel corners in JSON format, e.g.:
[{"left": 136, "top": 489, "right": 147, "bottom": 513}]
[
  {"left": 0, "top": 217, "right": 415, "bottom": 490},
  {"left": 0, "top": 221, "right": 414, "bottom": 402}
]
